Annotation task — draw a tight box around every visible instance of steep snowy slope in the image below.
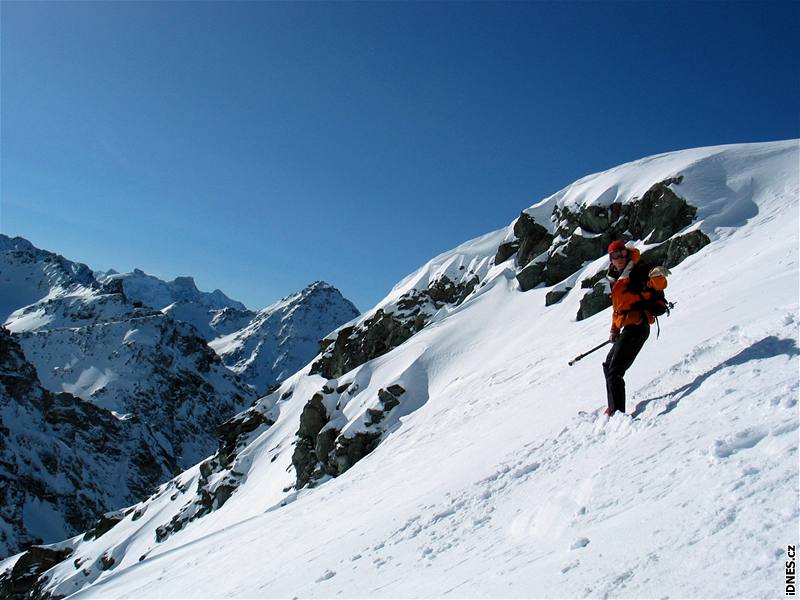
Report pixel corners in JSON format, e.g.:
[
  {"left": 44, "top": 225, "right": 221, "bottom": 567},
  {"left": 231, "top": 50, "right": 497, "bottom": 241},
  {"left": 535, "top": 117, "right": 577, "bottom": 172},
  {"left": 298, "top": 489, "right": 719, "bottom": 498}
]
[
  {"left": 0, "top": 328, "right": 176, "bottom": 558},
  {"left": 6, "top": 140, "right": 798, "bottom": 599},
  {"left": 0, "top": 236, "right": 96, "bottom": 323}
]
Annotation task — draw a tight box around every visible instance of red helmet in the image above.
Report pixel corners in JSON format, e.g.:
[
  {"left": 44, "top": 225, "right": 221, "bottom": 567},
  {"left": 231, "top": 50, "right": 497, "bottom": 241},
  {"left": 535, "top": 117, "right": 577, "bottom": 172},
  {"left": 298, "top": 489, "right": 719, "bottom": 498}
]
[{"left": 607, "top": 240, "right": 626, "bottom": 254}]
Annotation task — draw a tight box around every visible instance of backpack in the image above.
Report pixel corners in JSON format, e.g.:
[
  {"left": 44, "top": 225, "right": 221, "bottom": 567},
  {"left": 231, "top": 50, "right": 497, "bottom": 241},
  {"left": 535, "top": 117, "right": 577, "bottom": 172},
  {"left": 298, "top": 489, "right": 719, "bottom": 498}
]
[
  {"left": 632, "top": 266, "right": 674, "bottom": 334},
  {"left": 641, "top": 288, "right": 670, "bottom": 316}
]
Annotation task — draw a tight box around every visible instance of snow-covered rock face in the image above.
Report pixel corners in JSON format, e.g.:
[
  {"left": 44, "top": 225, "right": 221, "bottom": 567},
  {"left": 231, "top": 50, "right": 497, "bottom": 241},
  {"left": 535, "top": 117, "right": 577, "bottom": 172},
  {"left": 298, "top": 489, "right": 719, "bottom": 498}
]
[
  {"left": 0, "top": 241, "right": 259, "bottom": 558},
  {"left": 101, "top": 270, "right": 361, "bottom": 395},
  {"left": 208, "top": 281, "right": 361, "bottom": 395},
  {"left": 96, "top": 268, "right": 251, "bottom": 342},
  {"left": 5, "top": 140, "right": 798, "bottom": 599},
  {"left": 0, "top": 328, "right": 177, "bottom": 559},
  {"left": 97, "top": 268, "right": 246, "bottom": 314},
  {"left": 0, "top": 236, "right": 97, "bottom": 324}
]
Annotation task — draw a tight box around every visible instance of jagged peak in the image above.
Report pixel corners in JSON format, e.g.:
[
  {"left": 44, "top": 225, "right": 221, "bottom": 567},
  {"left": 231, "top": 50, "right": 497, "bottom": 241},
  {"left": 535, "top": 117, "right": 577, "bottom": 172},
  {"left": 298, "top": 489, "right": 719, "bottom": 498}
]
[
  {"left": 0, "top": 233, "right": 36, "bottom": 252},
  {"left": 301, "top": 280, "right": 340, "bottom": 296},
  {"left": 171, "top": 275, "right": 198, "bottom": 290}
]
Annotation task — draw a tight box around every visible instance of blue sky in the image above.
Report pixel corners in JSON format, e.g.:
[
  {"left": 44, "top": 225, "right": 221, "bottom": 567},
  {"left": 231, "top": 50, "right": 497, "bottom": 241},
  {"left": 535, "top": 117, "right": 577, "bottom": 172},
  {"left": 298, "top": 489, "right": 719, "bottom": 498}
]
[{"left": 2, "top": 1, "right": 798, "bottom": 312}]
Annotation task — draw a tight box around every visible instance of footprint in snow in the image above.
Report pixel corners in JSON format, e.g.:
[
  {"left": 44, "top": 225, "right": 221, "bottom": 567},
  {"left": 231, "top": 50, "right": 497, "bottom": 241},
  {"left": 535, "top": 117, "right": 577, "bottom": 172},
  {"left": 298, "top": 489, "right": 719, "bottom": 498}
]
[
  {"left": 561, "top": 559, "right": 580, "bottom": 573},
  {"left": 570, "top": 537, "right": 590, "bottom": 550},
  {"left": 315, "top": 570, "right": 336, "bottom": 583},
  {"left": 710, "top": 427, "right": 767, "bottom": 459}
]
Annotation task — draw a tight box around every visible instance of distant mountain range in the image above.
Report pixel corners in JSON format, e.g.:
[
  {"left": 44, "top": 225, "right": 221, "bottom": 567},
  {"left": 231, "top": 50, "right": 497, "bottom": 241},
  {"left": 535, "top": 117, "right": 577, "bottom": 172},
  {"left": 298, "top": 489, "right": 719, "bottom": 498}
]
[{"left": 0, "top": 235, "right": 359, "bottom": 556}]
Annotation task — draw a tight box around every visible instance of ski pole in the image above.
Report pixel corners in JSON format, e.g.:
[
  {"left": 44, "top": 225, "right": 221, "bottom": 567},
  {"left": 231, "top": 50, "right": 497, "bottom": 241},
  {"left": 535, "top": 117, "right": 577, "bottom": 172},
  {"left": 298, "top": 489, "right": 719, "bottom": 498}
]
[{"left": 568, "top": 340, "right": 612, "bottom": 366}]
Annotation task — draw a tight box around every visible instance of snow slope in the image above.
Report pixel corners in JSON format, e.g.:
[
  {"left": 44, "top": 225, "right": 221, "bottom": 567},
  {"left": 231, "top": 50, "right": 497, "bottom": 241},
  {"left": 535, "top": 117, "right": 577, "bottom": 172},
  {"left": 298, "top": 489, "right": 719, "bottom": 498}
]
[
  {"left": 18, "top": 140, "right": 800, "bottom": 598},
  {"left": 0, "top": 235, "right": 96, "bottom": 323}
]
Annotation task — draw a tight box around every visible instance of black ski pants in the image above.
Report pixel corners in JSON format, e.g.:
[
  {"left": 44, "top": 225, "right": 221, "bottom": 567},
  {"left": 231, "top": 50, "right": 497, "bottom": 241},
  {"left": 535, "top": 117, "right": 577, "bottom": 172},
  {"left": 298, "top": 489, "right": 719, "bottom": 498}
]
[{"left": 603, "top": 323, "right": 650, "bottom": 413}]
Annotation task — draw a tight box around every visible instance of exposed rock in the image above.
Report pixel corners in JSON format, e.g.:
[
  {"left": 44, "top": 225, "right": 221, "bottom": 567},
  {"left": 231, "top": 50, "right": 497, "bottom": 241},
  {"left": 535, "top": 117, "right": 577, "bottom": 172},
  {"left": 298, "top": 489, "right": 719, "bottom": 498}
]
[
  {"left": 312, "top": 275, "right": 477, "bottom": 380},
  {"left": 545, "top": 288, "right": 571, "bottom": 306},
  {"left": 543, "top": 231, "right": 607, "bottom": 286},
  {"left": 513, "top": 177, "right": 704, "bottom": 300},
  {"left": 82, "top": 509, "right": 128, "bottom": 542},
  {"left": 513, "top": 213, "right": 553, "bottom": 267},
  {"left": 386, "top": 384, "right": 406, "bottom": 398},
  {"left": 328, "top": 431, "right": 382, "bottom": 477},
  {"left": 494, "top": 241, "right": 519, "bottom": 265},
  {"left": 148, "top": 395, "right": 279, "bottom": 545},
  {"left": 153, "top": 458, "right": 245, "bottom": 543},
  {"left": 292, "top": 394, "right": 330, "bottom": 489},
  {"left": 0, "top": 545, "right": 73, "bottom": 600},
  {"left": 215, "top": 409, "right": 275, "bottom": 466},
  {"left": 577, "top": 282, "right": 612, "bottom": 321},
  {"left": 581, "top": 269, "right": 609, "bottom": 289},
  {"left": 315, "top": 428, "right": 339, "bottom": 464},
  {"left": 627, "top": 176, "right": 695, "bottom": 243},
  {"left": 640, "top": 230, "right": 712, "bottom": 269},
  {"left": 100, "top": 553, "right": 115, "bottom": 571},
  {"left": 366, "top": 386, "right": 405, "bottom": 426},
  {"left": 292, "top": 383, "right": 408, "bottom": 487},
  {"left": 516, "top": 261, "right": 546, "bottom": 292},
  {"left": 577, "top": 204, "right": 613, "bottom": 234}
]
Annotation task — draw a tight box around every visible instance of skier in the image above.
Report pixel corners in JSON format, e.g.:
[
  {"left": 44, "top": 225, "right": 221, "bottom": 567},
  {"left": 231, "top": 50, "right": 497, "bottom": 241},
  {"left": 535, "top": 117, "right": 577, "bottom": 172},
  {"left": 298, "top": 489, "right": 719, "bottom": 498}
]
[{"left": 603, "top": 240, "right": 668, "bottom": 415}]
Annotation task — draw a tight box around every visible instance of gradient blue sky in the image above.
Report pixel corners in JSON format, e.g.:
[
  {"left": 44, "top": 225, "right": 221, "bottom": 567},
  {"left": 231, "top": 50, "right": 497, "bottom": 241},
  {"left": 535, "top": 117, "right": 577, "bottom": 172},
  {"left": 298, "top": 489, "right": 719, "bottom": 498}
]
[{"left": 2, "top": 1, "right": 798, "bottom": 312}]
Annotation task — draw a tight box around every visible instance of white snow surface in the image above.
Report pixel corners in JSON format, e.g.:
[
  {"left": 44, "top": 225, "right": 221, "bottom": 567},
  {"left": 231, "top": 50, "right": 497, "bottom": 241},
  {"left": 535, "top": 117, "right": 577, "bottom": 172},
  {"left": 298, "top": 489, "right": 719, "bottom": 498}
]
[{"left": 29, "top": 140, "right": 800, "bottom": 598}]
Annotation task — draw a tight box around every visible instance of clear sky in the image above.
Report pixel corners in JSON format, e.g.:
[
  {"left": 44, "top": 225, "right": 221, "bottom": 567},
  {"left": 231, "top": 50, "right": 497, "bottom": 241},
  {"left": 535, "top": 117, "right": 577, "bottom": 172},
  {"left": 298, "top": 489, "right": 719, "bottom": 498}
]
[{"left": 2, "top": 1, "right": 798, "bottom": 312}]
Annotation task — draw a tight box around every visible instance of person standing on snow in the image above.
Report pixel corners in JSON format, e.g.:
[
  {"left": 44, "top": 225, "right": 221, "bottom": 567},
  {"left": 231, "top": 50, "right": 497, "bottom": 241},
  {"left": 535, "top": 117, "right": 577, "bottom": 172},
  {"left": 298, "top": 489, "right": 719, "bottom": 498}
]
[{"left": 603, "top": 240, "right": 668, "bottom": 416}]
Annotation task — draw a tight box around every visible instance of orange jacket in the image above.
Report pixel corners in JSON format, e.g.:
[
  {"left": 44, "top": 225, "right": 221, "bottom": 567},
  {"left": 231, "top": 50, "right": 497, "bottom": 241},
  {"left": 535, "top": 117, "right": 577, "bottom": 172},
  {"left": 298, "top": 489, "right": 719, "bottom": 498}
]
[{"left": 609, "top": 247, "right": 668, "bottom": 335}]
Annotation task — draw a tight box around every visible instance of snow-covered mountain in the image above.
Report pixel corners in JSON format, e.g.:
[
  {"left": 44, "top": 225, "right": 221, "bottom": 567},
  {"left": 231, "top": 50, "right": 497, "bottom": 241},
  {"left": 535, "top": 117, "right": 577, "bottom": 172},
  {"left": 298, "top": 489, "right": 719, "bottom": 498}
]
[
  {"left": 96, "top": 268, "right": 249, "bottom": 341},
  {"left": 0, "top": 236, "right": 96, "bottom": 324},
  {"left": 0, "top": 240, "right": 259, "bottom": 557},
  {"left": 209, "top": 281, "right": 360, "bottom": 394},
  {"left": 0, "top": 327, "right": 177, "bottom": 558},
  {"left": 97, "top": 269, "right": 360, "bottom": 394},
  {"left": 0, "top": 238, "right": 359, "bottom": 558},
  {"left": 3, "top": 140, "right": 797, "bottom": 598},
  {"left": 96, "top": 268, "right": 246, "bottom": 314}
]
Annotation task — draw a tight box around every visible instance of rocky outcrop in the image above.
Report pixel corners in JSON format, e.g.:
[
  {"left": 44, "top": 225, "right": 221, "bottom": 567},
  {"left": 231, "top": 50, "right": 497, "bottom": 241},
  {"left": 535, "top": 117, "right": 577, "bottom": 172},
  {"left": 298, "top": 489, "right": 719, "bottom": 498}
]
[
  {"left": 151, "top": 400, "right": 279, "bottom": 544},
  {"left": 639, "top": 230, "right": 712, "bottom": 269},
  {"left": 512, "top": 177, "right": 699, "bottom": 292},
  {"left": 292, "top": 393, "right": 331, "bottom": 489},
  {"left": 311, "top": 275, "right": 476, "bottom": 380},
  {"left": 577, "top": 282, "right": 613, "bottom": 321},
  {"left": 545, "top": 288, "right": 570, "bottom": 306},
  {"left": 494, "top": 212, "right": 553, "bottom": 268},
  {"left": 291, "top": 384, "right": 407, "bottom": 489},
  {"left": 627, "top": 177, "right": 696, "bottom": 243},
  {"left": 153, "top": 455, "right": 244, "bottom": 543},
  {"left": 0, "top": 544, "right": 73, "bottom": 600}
]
